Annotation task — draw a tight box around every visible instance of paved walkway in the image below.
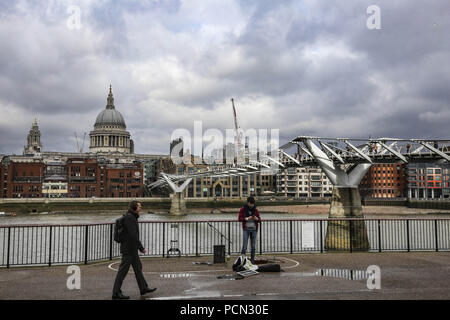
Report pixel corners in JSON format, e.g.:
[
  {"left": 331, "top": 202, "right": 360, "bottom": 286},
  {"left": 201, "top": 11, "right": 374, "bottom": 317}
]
[{"left": 1, "top": 252, "right": 450, "bottom": 300}]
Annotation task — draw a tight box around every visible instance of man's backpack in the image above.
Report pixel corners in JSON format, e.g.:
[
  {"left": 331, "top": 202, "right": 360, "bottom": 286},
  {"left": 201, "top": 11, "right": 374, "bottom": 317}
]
[{"left": 114, "top": 215, "right": 126, "bottom": 243}]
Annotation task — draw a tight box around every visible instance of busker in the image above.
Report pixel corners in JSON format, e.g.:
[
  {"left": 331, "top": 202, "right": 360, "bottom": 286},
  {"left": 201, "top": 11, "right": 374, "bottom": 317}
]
[
  {"left": 238, "top": 196, "right": 261, "bottom": 264},
  {"left": 112, "top": 200, "right": 156, "bottom": 300}
]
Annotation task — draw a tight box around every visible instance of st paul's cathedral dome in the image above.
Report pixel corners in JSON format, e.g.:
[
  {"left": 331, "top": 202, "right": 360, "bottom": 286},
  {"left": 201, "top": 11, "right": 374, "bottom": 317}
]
[{"left": 89, "top": 86, "right": 133, "bottom": 154}]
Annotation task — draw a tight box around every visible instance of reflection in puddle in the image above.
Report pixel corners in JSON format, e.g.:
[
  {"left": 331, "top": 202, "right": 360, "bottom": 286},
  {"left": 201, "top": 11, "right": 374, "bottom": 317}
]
[
  {"left": 316, "top": 268, "right": 368, "bottom": 281},
  {"left": 285, "top": 268, "right": 369, "bottom": 281},
  {"left": 160, "top": 273, "right": 194, "bottom": 278}
]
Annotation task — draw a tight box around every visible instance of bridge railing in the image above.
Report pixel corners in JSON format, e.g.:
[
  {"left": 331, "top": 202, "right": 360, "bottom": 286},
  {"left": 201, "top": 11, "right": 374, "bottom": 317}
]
[{"left": 1, "top": 218, "right": 450, "bottom": 268}]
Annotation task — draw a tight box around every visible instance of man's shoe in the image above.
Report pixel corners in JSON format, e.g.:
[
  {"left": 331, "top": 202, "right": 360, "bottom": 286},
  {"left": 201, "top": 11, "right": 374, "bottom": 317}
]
[
  {"left": 140, "top": 287, "right": 157, "bottom": 295},
  {"left": 112, "top": 292, "right": 130, "bottom": 300}
]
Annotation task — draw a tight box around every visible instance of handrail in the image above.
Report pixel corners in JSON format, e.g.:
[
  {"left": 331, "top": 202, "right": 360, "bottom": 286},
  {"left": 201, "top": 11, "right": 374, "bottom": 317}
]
[{"left": 2, "top": 216, "right": 450, "bottom": 228}]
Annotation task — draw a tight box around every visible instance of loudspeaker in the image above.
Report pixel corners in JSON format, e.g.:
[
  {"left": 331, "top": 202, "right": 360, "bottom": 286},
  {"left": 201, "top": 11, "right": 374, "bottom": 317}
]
[{"left": 213, "top": 245, "right": 225, "bottom": 263}]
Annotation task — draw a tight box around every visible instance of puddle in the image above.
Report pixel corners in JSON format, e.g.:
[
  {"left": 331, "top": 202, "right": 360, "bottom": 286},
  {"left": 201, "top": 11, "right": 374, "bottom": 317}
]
[
  {"left": 284, "top": 268, "right": 369, "bottom": 281},
  {"left": 160, "top": 273, "right": 194, "bottom": 278},
  {"left": 316, "top": 268, "right": 368, "bottom": 281},
  {"left": 161, "top": 267, "right": 368, "bottom": 282}
]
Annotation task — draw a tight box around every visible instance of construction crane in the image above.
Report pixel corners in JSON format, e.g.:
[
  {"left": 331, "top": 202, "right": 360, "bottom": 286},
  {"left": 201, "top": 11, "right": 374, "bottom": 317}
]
[
  {"left": 231, "top": 98, "right": 244, "bottom": 161},
  {"left": 74, "top": 132, "right": 86, "bottom": 153}
]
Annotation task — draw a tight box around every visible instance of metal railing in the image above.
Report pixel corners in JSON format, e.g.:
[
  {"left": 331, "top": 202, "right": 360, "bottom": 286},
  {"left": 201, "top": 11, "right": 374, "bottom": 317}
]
[{"left": 1, "top": 218, "right": 450, "bottom": 268}]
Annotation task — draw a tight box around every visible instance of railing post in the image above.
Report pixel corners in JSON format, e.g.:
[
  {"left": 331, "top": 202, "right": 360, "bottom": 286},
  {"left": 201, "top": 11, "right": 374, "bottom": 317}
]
[
  {"left": 290, "top": 221, "right": 293, "bottom": 254},
  {"left": 406, "top": 220, "right": 410, "bottom": 252},
  {"left": 48, "top": 226, "right": 53, "bottom": 267},
  {"left": 227, "top": 221, "right": 231, "bottom": 256},
  {"left": 109, "top": 224, "right": 113, "bottom": 260},
  {"left": 195, "top": 222, "right": 199, "bottom": 257},
  {"left": 259, "top": 221, "right": 263, "bottom": 256},
  {"left": 349, "top": 220, "right": 353, "bottom": 253},
  {"left": 84, "top": 225, "right": 89, "bottom": 265},
  {"left": 435, "top": 219, "right": 439, "bottom": 252},
  {"left": 6, "top": 227, "right": 11, "bottom": 268},
  {"left": 378, "top": 220, "right": 382, "bottom": 253},
  {"left": 162, "top": 223, "right": 166, "bottom": 258},
  {"left": 320, "top": 220, "right": 323, "bottom": 253}
]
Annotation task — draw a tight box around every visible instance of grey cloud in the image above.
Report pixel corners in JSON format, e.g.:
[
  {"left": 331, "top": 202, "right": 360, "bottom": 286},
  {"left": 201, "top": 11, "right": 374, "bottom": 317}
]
[{"left": 0, "top": 0, "right": 449, "bottom": 157}]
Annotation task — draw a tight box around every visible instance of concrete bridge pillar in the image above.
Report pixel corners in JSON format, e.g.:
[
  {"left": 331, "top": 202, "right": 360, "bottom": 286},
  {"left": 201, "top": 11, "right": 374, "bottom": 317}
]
[
  {"left": 325, "top": 187, "right": 370, "bottom": 251},
  {"left": 170, "top": 192, "right": 187, "bottom": 216}
]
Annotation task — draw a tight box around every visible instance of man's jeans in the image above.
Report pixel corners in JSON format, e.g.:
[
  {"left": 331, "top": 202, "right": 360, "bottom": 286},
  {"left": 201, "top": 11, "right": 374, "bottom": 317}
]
[{"left": 241, "top": 230, "right": 257, "bottom": 263}]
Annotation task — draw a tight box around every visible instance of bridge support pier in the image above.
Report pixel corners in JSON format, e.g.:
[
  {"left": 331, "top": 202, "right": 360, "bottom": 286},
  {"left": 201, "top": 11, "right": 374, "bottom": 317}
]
[
  {"left": 325, "top": 187, "right": 370, "bottom": 251},
  {"left": 170, "top": 192, "right": 187, "bottom": 216}
]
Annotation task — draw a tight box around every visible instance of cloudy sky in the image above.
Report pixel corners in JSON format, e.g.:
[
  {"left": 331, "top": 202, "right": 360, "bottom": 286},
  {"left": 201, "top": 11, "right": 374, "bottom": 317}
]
[{"left": 0, "top": 0, "right": 449, "bottom": 155}]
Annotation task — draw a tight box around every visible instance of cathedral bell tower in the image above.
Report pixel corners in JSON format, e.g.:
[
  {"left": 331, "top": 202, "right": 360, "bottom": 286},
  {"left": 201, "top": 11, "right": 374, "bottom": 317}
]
[{"left": 24, "top": 118, "right": 43, "bottom": 155}]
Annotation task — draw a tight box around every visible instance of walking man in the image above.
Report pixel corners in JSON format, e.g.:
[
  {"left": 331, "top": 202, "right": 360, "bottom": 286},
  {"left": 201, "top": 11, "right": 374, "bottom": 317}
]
[
  {"left": 112, "top": 200, "right": 157, "bottom": 299},
  {"left": 238, "top": 196, "right": 261, "bottom": 264}
]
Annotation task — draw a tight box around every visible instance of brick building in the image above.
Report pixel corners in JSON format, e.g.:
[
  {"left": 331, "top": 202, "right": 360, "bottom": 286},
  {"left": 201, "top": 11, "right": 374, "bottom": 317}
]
[
  {"left": 0, "top": 155, "right": 150, "bottom": 199},
  {"left": 359, "top": 163, "right": 406, "bottom": 198},
  {"left": 103, "top": 163, "right": 143, "bottom": 198},
  {"left": 67, "top": 158, "right": 100, "bottom": 198},
  {"left": 5, "top": 160, "right": 44, "bottom": 198}
]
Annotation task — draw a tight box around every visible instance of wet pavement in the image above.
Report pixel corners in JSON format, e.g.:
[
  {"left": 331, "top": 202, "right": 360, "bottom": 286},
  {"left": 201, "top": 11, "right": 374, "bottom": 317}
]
[{"left": 1, "top": 252, "right": 450, "bottom": 300}]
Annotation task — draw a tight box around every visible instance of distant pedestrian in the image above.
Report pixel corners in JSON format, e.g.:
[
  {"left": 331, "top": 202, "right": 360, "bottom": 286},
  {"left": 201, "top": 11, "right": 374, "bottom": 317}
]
[
  {"left": 238, "top": 196, "right": 261, "bottom": 264},
  {"left": 112, "top": 200, "right": 156, "bottom": 300},
  {"left": 406, "top": 144, "right": 411, "bottom": 154}
]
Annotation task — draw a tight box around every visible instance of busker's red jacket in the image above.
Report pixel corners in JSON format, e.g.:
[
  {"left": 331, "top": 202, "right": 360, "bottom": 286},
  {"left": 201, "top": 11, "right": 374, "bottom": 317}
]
[{"left": 238, "top": 206, "right": 261, "bottom": 231}]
